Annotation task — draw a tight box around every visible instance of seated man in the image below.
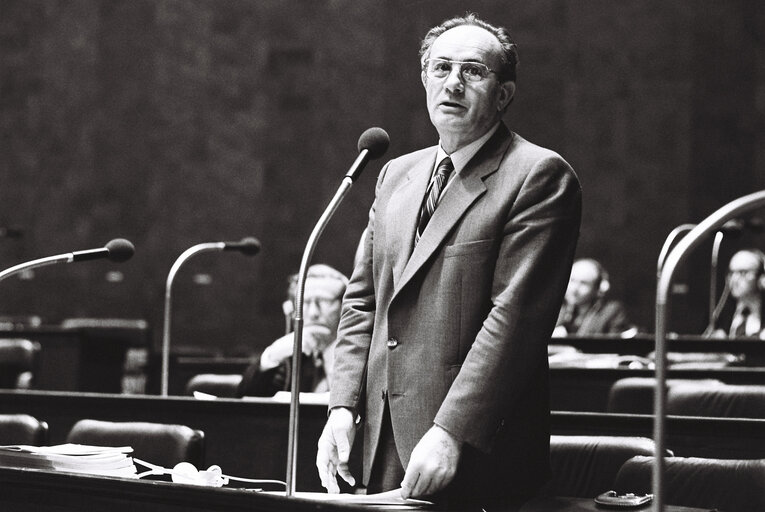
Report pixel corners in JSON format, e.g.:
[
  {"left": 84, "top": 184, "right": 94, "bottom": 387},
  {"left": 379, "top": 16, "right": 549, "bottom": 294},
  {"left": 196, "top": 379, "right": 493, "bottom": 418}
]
[
  {"left": 711, "top": 249, "right": 765, "bottom": 339},
  {"left": 553, "top": 258, "right": 634, "bottom": 336},
  {"left": 237, "top": 264, "right": 348, "bottom": 397}
]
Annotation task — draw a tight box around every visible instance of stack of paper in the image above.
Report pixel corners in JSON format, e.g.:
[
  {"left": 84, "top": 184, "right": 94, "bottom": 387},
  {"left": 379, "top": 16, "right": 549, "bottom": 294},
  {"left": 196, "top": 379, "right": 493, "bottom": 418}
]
[{"left": 0, "top": 443, "right": 137, "bottom": 478}]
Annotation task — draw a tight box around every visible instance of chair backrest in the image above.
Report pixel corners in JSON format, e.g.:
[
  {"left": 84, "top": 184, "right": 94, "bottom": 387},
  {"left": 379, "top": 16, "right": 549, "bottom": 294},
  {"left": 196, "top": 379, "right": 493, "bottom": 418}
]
[
  {"left": 185, "top": 373, "right": 242, "bottom": 398},
  {"left": 614, "top": 455, "right": 765, "bottom": 512},
  {"left": 667, "top": 383, "right": 765, "bottom": 419},
  {"left": 541, "top": 435, "right": 663, "bottom": 498},
  {"left": 606, "top": 377, "right": 723, "bottom": 414},
  {"left": 0, "top": 339, "right": 41, "bottom": 389},
  {"left": 0, "top": 414, "right": 48, "bottom": 445},
  {"left": 65, "top": 419, "right": 205, "bottom": 468}
]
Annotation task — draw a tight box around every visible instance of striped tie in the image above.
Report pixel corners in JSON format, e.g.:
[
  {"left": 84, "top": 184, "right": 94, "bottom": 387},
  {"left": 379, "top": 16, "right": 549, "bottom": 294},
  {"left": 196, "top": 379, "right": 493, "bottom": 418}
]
[{"left": 415, "top": 157, "right": 454, "bottom": 245}]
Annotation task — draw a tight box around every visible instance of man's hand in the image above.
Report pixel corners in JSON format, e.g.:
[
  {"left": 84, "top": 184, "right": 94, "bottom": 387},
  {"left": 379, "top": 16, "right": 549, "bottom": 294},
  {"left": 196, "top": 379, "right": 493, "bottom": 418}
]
[
  {"left": 400, "top": 425, "right": 462, "bottom": 499},
  {"left": 316, "top": 407, "right": 357, "bottom": 493},
  {"left": 260, "top": 325, "right": 332, "bottom": 370}
]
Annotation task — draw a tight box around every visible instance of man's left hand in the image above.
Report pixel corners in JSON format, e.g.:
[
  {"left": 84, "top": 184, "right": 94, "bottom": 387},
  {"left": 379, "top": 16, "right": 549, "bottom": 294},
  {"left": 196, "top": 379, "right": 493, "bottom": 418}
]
[{"left": 400, "top": 425, "right": 462, "bottom": 499}]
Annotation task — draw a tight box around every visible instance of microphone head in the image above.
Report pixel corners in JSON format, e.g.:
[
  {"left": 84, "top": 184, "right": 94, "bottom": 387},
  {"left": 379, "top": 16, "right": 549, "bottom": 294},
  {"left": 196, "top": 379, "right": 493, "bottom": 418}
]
[
  {"left": 224, "top": 237, "right": 261, "bottom": 256},
  {"left": 357, "top": 127, "right": 390, "bottom": 160},
  {"left": 105, "top": 238, "right": 135, "bottom": 262}
]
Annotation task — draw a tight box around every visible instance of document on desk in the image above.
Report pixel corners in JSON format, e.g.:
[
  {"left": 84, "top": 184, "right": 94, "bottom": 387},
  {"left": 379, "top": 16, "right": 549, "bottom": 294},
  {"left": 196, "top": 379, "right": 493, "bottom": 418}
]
[
  {"left": 0, "top": 443, "right": 137, "bottom": 478},
  {"left": 270, "top": 488, "right": 433, "bottom": 508}
]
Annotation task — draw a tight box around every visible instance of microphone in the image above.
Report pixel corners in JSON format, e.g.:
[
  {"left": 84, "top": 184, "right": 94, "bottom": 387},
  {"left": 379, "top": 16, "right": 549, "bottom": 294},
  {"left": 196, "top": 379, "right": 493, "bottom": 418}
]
[
  {"left": 71, "top": 238, "right": 135, "bottom": 262},
  {"left": 0, "top": 238, "right": 135, "bottom": 283},
  {"left": 160, "top": 236, "right": 261, "bottom": 396},
  {"left": 345, "top": 127, "right": 390, "bottom": 182},
  {"left": 285, "top": 127, "right": 390, "bottom": 496},
  {"left": 222, "top": 237, "right": 261, "bottom": 256}
]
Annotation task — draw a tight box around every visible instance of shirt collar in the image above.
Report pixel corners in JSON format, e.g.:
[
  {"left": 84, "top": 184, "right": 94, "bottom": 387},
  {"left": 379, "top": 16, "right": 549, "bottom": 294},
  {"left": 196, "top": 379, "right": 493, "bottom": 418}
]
[{"left": 436, "top": 122, "right": 500, "bottom": 175}]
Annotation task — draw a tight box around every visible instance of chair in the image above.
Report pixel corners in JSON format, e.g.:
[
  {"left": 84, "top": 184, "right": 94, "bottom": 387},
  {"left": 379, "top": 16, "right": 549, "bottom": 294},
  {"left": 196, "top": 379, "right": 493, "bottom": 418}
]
[
  {"left": 0, "top": 339, "right": 41, "bottom": 389},
  {"left": 185, "top": 373, "right": 242, "bottom": 398},
  {"left": 606, "top": 377, "right": 723, "bottom": 414},
  {"left": 0, "top": 414, "right": 48, "bottom": 445},
  {"left": 540, "top": 435, "right": 665, "bottom": 498},
  {"left": 667, "top": 383, "right": 765, "bottom": 419},
  {"left": 613, "top": 455, "right": 765, "bottom": 512},
  {"left": 65, "top": 419, "right": 205, "bottom": 468}
]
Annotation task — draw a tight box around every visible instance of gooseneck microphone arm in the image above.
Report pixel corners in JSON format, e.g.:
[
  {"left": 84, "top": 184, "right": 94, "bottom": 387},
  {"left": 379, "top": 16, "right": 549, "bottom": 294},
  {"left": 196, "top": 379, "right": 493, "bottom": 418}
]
[
  {"left": 654, "top": 189, "right": 765, "bottom": 512},
  {"left": 0, "top": 238, "right": 135, "bottom": 283},
  {"left": 286, "top": 127, "right": 389, "bottom": 496},
  {"left": 161, "top": 237, "right": 260, "bottom": 396}
]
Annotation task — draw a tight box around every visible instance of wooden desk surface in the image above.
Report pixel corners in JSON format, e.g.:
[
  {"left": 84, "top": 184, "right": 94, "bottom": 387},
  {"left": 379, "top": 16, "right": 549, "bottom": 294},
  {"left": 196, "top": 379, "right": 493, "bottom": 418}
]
[{"left": 0, "top": 467, "right": 712, "bottom": 512}]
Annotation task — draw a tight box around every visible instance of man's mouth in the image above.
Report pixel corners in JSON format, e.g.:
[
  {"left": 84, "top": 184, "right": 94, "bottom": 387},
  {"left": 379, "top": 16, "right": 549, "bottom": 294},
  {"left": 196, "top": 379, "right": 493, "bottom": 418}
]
[{"left": 439, "top": 101, "right": 466, "bottom": 110}]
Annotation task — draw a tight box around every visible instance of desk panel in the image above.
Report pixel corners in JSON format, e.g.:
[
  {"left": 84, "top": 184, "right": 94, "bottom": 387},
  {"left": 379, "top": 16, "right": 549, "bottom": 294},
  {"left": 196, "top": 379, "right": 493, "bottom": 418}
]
[{"left": 0, "top": 467, "right": 712, "bottom": 512}]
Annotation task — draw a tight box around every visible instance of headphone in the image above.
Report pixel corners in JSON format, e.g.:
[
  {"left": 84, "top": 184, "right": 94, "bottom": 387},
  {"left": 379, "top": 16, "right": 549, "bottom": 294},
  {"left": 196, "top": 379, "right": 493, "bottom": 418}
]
[{"left": 134, "top": 459, "right": 286, "bottom": 488}]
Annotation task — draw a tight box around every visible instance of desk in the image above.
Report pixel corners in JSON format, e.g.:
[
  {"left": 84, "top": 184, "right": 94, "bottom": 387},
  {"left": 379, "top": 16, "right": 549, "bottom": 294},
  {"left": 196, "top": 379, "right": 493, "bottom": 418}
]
[
  {"left": 550, "top": 366, "right": 765, "bottom": 412},
  {"left": 0, "top": 391, "right": 763, "bottom": 481},
  {"left": 0, "top": 467, "right": 712, "bottom": 512},
  {"left": 0, "top": 322, "right": 148, "bottom": 392}
]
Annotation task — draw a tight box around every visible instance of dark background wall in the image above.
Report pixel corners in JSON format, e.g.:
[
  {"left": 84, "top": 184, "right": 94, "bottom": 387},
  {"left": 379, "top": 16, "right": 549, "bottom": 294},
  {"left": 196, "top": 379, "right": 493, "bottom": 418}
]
[{"left": 1, "top": 0, "right": 763, "bottom": 357}]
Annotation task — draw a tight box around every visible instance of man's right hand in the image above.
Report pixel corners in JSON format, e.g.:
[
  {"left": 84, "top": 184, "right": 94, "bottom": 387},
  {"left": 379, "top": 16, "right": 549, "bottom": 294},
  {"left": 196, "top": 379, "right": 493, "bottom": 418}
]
[
  {"left": 260, "top": 325, "right": 332, "bottom": 371},
  {"left": 316, "top": 407, "right": 356, "bottom": 493}
]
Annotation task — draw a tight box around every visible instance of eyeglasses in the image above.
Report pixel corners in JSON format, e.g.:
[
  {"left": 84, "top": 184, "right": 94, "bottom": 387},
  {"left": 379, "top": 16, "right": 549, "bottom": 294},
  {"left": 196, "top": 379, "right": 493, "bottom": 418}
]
[
  {"left": 303, "top": 296, "right": 341, "bottom": 310},
  {"left": 728, "top": 269, "right": 759, "bottom": 279},
  {"left": 422, "top": 58, "right": 496, "bottom": 83}
]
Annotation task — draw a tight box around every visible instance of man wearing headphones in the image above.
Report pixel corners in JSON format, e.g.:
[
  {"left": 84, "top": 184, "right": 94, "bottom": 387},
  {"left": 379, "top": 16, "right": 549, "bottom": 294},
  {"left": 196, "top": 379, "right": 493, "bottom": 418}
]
[
  {"left": 553, "top": 258, "right": 634, "bottom": 336},
  {"left": 712, "top": 249, "right": 765, "bottom": 339}
]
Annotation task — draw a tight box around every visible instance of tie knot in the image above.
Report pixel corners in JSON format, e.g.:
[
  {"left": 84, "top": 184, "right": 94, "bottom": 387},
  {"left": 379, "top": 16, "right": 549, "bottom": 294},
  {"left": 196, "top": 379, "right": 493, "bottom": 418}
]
[
  {"left": 437, "top": 157, "right": 454, "bottom": 177},
  {"left": 741, "top": 306, "right": 751, "bottom": 317}
]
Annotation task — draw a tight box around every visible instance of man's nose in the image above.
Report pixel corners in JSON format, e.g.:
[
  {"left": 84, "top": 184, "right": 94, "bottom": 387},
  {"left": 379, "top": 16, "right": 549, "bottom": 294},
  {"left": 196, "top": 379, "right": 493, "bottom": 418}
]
[
  {"left": 305, "top": 300, "right": 322, "bottom": 319},
  {"left": 444, "top": 66, "right": 464, "bottom": 94}
]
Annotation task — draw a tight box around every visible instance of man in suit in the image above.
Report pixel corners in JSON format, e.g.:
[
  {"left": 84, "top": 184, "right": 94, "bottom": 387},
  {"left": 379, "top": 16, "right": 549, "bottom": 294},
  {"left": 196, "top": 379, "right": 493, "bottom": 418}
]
[
  {"left": 552, "top": 258, "right": 635, "bottom": 337},
  {"left": 237, "top": 264, "right": 348, "bottom": 397},
  {"left": 316, "top": 14, "right": 581, "bottom": 507}
]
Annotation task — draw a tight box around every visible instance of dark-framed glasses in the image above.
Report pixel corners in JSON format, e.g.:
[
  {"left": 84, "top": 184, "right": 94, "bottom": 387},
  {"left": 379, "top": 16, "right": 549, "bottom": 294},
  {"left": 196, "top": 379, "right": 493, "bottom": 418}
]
[{"left": 422, "top": 58, "right": 496, "bottom": 82}]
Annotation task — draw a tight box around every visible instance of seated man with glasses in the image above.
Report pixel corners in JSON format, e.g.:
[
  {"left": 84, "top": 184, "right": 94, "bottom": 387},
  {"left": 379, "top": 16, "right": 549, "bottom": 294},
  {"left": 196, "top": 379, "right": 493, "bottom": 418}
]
[
  {"left": 237, "top": 264, "right": 349, "bottom": 397},
  {"left": 710, "top": 249, "right": 765, "bottom": 339}
]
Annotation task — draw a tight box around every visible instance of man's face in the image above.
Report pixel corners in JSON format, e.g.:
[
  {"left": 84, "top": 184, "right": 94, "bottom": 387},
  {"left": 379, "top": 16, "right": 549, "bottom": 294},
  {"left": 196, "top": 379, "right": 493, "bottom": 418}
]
[
  {"left": 421, "top": 25, "right": 514, "bottom": 152},
  {"left": 728, "top": 251, "right": 762, "bottom": 300},
  {"left": 565, "top": 260, "right": 601, "bottom": 307},
  {"left": 302, "top": 276, "right": 344, "bottom": 334}
]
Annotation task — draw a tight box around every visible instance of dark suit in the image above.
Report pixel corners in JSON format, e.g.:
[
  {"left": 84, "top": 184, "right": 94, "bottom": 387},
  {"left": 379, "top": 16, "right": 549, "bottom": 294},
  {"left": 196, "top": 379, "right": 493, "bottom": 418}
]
[
  {"left": 329, "top": 123, "right": 582, "bottom": 505},
  {"left": 237, "top": 352, "right": 325, "bottom": 397},
  {"left": 556, "top": 298, "right": 633, "bottom": 335}
]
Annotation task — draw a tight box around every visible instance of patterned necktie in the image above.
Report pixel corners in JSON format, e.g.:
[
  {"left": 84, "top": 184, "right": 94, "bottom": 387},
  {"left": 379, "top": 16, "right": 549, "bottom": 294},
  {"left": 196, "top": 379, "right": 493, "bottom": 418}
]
[
  {"left": 415, "top": 157, "right": 454, "bottom": 245},
  {"left": 731, "top": 306, "right": 751, "bottom": 337}
]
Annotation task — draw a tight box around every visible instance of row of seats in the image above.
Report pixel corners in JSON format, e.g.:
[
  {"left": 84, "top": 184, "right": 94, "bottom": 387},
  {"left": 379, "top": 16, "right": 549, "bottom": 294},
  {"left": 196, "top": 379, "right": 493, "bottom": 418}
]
[
  {"left": 543, "top": 435, "right": 765, "bottom": 512},
  {"left": 608, "top": 378, "right": 765, "bottom": 418},
  {"left": 0, "top": 414, "right": 204, "bottom": 469},
  {"left": 1, "top": 413, "right": 762, "bottom": 510}
]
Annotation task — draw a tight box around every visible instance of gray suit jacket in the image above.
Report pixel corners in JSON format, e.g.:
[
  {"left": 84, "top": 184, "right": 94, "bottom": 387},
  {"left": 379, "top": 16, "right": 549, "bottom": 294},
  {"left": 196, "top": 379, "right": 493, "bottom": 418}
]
[{"left": 330, "top": 123, "right": 582, "bottom": 502}]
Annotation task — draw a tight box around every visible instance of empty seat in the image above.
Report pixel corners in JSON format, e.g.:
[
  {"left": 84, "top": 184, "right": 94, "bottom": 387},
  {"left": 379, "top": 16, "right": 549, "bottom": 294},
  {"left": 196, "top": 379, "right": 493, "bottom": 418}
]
[
  {"left": 65, "top": 419, "right": 205, "bottom": 468},
  {"left": 0, "top": 414, "right": 48, "bottom": 445},
  {"left": 185, "top": 373, "right": 242, "bottom": 398},
  {"left": 0, "top": 339, "right": 41, "bottom": 389},
  {"left": 606, "top": 377, "right": 723, "bottom": 414},
  {"left": 541, "top": 435, "right": 664, "bottom": 498},
  {"left": 614, "top": 455, "right": 765, "bottom": 512},
  {"left": 667, "top": 383, "right": 765, "bottom": 419}
]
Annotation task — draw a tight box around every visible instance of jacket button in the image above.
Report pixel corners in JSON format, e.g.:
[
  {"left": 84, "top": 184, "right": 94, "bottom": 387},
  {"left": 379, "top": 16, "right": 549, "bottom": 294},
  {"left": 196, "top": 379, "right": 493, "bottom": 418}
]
[
  {"left": 386, "top": 338, "right": 398, "bottom": 349},
  {"left": 381, "top": 390, "right": 387, "bottom": 401}
]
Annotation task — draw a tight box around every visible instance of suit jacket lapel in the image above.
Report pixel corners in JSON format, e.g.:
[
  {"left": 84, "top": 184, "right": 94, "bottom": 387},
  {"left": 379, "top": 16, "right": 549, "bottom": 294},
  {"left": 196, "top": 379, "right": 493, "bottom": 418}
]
[
  {"left": 394, "top": 125, "right": 514, "bottom": 298},
  {"left": 386, "top": 151, "right": 436, "bottom": 289}
]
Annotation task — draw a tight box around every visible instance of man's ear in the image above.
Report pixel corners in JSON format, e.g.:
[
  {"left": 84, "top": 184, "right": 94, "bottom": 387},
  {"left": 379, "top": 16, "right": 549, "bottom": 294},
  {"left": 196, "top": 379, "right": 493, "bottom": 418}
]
[
  {"left": 421, "top": 71, "right": 428, "bottom": 88},
  {"left": 498, "top": 81, "right": 516, "bottom": 110}
]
